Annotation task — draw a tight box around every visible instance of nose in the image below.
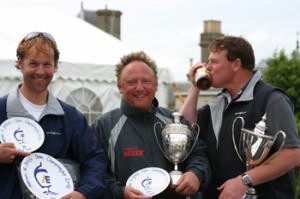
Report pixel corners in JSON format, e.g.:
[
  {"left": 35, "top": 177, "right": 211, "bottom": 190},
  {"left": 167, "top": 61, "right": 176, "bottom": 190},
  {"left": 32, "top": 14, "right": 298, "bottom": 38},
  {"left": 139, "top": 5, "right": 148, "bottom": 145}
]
[
  {"left": 35, "top": 65, "right": 47, "bottom": 75},
  {"left": 135, "top": 81, "right": 144, "bottom": 91},
  {"left": 206, "top": 63, "right": 212, "bottom": 70}
]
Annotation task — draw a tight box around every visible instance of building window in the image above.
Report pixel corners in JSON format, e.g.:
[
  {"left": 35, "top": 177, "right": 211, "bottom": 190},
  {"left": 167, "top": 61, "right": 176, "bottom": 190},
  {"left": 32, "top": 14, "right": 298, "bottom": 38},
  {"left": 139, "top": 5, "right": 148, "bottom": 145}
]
[{"left": 66, "top": 88, "right": 102, "bottom": 124}]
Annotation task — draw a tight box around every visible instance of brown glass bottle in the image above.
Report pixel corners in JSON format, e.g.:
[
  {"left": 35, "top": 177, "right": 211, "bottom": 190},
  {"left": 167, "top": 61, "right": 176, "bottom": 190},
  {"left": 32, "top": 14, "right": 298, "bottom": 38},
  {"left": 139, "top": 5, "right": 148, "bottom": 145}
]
[{"left": 194, "top": 67, "right": 212, "bottom": 90}]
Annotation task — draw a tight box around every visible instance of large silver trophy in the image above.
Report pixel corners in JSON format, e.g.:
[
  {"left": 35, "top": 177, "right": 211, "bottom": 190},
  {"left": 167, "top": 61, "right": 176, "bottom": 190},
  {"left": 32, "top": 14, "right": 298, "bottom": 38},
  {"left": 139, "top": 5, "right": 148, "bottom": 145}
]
[
  {"left": 154, "top": 112, "right": 199, "bottom": 185},
  {"left": 232, "top": 113, "right": 286, "bottom": 199}
]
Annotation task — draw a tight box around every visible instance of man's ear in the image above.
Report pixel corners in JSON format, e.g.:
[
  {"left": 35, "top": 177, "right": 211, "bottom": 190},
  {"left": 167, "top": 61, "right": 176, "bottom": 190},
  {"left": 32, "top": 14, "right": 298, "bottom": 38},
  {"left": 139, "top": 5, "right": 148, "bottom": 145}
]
[
  {"left": 16, "top": 57, "right": 22, "bottom": 69},
  {"left": 154, "top": 81, "right": 158, "bottom": 92},
  {"left": 233, "top": 58, "right": 242, "bottom": 72},
  {"left": 117, "top": 83, "right": 123, "bottom": 94}
]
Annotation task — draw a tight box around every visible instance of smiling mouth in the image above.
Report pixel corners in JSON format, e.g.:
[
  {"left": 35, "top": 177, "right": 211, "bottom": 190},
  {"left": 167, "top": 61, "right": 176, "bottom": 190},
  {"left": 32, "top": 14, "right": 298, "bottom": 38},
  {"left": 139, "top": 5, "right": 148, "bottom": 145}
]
[{"left": 134, "top": 94, "right": 147, "bottom": 99}]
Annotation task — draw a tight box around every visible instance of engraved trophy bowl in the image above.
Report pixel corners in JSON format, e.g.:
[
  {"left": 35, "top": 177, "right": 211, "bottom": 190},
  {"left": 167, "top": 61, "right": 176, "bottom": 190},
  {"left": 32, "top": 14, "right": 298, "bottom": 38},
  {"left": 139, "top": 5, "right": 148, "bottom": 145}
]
[
  {"left": 154, "top": 112, "right": 199, "bottom": 185},
  {"left": 232, "top": 113, "right": 286, "bottom": 199}
]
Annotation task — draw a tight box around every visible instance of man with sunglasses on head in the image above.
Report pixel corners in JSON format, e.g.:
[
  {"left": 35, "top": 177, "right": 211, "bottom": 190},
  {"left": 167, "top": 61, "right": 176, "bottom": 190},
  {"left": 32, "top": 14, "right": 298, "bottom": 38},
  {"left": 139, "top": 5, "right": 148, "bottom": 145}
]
[{"left": 0, "top": 32, "right": 107, "bottom": 199}]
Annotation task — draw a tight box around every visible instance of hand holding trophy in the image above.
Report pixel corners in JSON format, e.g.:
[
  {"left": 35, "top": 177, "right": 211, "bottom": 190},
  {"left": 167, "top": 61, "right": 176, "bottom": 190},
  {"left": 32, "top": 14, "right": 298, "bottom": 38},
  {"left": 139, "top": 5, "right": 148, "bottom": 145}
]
[
  {"left": 154, "top": 112, "right": 200, "bottom": 185},
  {"left": 232, "top": 113, "right": 286, "bottom": 199}
]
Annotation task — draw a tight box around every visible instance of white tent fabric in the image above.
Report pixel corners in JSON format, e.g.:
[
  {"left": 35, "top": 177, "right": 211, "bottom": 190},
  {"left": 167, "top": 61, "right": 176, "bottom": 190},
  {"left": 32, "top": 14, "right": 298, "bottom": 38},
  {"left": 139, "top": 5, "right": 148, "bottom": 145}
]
[
  {"left": 0, "top": 6, "right": 133, "bottom": 64},
  {"left": 0, "top": 59, "right": 172, "bottom": 113},
  {"left": 0, "top": 6, "right": 174, "bottom": 121}
]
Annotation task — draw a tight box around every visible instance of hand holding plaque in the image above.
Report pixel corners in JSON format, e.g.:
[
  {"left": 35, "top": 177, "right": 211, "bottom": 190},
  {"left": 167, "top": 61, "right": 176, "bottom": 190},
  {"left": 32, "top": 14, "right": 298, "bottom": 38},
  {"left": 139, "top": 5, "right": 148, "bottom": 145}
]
[
  {"left": 232, "top": 113, "right": 286, "bottom": 198},
  {"left": 154, "top": 112, "right": 200, "bottom": 185}
]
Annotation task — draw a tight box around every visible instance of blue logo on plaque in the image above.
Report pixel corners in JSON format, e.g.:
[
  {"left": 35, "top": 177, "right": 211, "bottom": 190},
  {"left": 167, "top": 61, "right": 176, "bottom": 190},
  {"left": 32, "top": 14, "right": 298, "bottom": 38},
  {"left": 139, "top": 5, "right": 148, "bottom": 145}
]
[
  {"left": 142, "top": 177, "right": 152, "bottom": 188},
  {"left": 14, "top": 127, "right": 25, "bottom": 144},
  {"left": 34, "top": 162, "right": 58, "bottom": 196}
]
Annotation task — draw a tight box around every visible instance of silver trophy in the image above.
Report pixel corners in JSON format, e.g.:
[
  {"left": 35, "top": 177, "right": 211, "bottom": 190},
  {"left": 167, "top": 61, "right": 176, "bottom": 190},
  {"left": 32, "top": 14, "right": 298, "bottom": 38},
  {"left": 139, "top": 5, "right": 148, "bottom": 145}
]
[
  {"left": 232, "top": 113, "right": 286, "bottom": 199},
  {"left": 154, "top": 112, "right": 200, "bottom": 185}
]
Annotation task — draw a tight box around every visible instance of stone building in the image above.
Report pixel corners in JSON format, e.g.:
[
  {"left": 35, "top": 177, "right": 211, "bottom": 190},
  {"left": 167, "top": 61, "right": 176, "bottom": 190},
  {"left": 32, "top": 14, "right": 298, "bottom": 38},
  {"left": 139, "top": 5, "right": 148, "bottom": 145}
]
[
  {"left": 78, "top": 3, "right": 122, "bottom": 39},
  {"left": 199, "top": 20, "right": 224, "bottom": 63}
]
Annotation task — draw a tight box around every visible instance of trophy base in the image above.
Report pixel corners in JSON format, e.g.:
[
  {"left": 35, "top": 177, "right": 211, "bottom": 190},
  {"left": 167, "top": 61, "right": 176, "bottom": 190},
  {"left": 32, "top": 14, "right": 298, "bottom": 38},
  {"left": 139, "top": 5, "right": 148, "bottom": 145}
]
[
  {"left": 169, "top": 170, "right": 182, "bottom": 185},
  {"left": 242, "top": 187, "right": 258, "bottom": 199}
]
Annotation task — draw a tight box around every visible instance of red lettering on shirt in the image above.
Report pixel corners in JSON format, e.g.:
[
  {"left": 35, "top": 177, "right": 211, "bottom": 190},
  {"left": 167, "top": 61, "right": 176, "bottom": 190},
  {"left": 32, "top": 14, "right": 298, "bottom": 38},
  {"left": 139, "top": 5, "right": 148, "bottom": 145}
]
[{"left": 124, "top": 147, "right": 143, "bottom": 157}]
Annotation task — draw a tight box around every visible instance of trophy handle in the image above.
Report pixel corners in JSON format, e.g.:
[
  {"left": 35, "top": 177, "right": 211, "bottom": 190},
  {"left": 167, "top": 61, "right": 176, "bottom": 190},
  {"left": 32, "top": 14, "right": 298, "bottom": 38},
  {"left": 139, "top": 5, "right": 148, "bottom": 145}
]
[
  {"left": 181, "top": 123, "right": 200, "bottom": 162},
  {"left": 273, "top": 130, "right": 286, "bottom": 151},
  {"left": 261, "top": 130, "right": 286, "bottom": 166},
  {"left": 232, "top": 116, "right": 245, "bottom": 162},
  {"left": 153, "top": 122, "right": 173, "bottom": 163}
]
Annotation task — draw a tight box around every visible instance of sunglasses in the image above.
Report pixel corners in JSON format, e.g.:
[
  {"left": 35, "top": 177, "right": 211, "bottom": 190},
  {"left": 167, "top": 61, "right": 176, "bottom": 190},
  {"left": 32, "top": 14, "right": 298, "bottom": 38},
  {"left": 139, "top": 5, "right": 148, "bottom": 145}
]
[{"left": 23, "top": 32, "right": 56, "bottom": 45}]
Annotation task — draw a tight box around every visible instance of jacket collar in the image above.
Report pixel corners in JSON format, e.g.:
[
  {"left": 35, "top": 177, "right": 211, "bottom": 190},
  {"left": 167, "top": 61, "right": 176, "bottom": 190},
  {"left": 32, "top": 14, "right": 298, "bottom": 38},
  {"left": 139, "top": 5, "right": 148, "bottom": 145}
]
[
  {"left": 207, "top": 70, "right": 262, "bottom": 145},
  {"left": 120, "top": 98, "right": 159, "bottom": 118},
  {"left": 7, "top": 87, "right": 64, "bottom": 121}
]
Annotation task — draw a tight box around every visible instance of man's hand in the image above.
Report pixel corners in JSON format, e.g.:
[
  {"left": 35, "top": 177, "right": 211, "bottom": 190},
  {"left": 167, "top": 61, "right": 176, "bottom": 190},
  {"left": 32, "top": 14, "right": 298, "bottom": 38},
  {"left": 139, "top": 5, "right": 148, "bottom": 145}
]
[
  {"left": 124, "top": 186, "right": 152, "bottom": 199},
  {"left": 0, "top": 143, "right": 30, "bottom": 163},
  {"left": 218, "top": 175, "right": 248, "bottom": 199},
  {"left": 174, "top": 171, "right": 200, "bottom": 196},
  {"left": 60, "top": 190, "right": 86, "bottom": 199}
]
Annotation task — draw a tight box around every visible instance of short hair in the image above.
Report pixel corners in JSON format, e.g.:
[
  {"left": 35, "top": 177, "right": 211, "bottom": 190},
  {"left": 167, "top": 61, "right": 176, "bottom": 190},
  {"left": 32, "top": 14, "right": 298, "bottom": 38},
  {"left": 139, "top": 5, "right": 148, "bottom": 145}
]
[
  {"left": 16, "top": 32, "right": 60, "bottom": 69},
  {"left": 209, "top": 36, "right": 255, "bottom": 70},
  {"left": 115, "top": 51, "right": 158, "bottom": 83}
]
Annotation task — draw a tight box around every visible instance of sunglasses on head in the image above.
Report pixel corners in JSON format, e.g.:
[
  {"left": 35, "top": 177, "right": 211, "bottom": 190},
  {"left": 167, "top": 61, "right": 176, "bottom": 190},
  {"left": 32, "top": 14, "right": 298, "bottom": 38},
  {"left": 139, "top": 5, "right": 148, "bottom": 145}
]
[{"left": 23, "top": 32, "right": 56, "bottom": 45}]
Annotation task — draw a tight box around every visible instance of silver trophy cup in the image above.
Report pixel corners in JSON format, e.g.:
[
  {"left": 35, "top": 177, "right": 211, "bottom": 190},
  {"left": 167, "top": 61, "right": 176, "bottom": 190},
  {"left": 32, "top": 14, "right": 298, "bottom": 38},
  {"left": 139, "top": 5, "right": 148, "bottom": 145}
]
[
  {"left": 154, "top": 112, "right": 199, "bottom": 185},
  {"left": 232, "top": 113, "right": 286, "bottom": 199}
]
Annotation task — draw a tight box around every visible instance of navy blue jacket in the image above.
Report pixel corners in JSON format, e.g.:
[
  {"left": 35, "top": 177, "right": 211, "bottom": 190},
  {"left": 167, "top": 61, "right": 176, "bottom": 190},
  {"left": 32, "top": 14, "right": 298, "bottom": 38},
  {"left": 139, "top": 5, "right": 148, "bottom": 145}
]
[{"left": 0, "top": 92, "right": 107, "bottom": 199}]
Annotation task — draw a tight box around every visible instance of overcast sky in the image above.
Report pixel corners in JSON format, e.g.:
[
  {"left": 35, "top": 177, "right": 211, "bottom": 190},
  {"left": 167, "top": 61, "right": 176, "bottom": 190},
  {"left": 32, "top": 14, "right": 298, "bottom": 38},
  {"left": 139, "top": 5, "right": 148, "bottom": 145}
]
[{"left": 1, "top": 0, "right": 299, "bottom": 81}]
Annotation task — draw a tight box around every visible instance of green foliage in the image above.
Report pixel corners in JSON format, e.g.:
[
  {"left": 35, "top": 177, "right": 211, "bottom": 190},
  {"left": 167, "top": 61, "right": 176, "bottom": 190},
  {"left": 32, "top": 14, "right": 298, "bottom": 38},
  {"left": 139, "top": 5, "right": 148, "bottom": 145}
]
[
  {"left": 263, "top": 50, "right": 300, "bottom": 113},
  {"left": 262, "top": 49, "right": 300, "bottom": 198},
  {"left": 263, "top": 49, "right": 300, "bottom": 130}
]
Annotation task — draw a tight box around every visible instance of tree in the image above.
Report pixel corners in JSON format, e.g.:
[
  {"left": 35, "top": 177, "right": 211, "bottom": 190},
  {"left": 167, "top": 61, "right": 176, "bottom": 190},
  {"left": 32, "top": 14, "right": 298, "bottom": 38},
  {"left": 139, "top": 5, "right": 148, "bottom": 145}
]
[
  {"left": 262, "top": 49, "right": 300, "bottom": 198},
  {"left": 263, "top": 49, "right": 300, "bottom": 127}
]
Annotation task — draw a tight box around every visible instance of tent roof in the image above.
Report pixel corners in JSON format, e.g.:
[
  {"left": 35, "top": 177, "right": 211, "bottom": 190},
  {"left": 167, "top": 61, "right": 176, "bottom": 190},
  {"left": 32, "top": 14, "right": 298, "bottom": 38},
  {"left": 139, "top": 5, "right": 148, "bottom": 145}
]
[
  {"left": 0, "top": 59, "right": 173, "bottom": 84},
  {"left": 0, "top": 5, "right": 174, "bottom": 84},
  {"left": 0, "top": 5, "right": 132, "bottom": 65}
]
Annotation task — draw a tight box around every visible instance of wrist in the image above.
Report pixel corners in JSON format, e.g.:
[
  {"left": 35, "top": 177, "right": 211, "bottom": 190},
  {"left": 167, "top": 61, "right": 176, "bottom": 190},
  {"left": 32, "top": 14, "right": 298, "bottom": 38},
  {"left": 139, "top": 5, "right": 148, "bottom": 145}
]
[
  {"left": 190, "top": 85, "right": 200, "bottom": 93},
  {"left": 241, "top": 173, "right": 253, "bottom": 187}
]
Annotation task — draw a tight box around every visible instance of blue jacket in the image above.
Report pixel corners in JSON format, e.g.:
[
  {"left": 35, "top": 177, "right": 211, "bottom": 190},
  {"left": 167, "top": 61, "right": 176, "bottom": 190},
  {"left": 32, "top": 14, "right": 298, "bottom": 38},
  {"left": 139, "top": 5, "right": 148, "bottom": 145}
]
[{"left": 0, "top": 90, "right": 107, "bottom": 199}]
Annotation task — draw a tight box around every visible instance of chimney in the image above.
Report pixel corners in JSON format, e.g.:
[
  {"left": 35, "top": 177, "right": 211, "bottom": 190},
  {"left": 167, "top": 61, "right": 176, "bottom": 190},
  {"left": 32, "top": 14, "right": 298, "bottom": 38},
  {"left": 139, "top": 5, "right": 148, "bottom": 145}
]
[
  {"left": 199, "top": 20, "right": 224, "bottom": 63},
  {"left": 95, "top": 6, "right": 122, "bottom": 39}
]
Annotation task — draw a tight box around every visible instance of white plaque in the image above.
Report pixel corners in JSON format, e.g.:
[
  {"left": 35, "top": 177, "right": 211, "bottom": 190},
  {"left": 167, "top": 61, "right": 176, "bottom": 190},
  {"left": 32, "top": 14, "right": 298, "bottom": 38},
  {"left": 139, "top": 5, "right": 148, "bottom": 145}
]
[
  {"left": 0, "top": 117, "right": 44, "bottom": 152},
  {"left": 126, "top": 167, "right": 170, "bottom": 197},
  {"left": 20, "top": 152, "right": 74, "bottom": 199}
]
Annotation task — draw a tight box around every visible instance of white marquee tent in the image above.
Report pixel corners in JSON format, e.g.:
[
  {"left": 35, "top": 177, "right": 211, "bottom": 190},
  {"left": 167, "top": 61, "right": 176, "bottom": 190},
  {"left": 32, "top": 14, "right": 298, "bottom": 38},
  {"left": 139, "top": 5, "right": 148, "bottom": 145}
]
[{"left": 0, "top": 6, "right": 173, "bottom": 123}]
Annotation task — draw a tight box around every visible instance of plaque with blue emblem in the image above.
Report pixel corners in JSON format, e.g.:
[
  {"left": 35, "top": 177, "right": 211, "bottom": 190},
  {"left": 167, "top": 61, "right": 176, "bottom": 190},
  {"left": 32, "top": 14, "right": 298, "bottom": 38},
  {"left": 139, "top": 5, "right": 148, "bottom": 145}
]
[
  {"left": 126, "top": 167, "right": 171, "bottom": 197},
  {"left": 0, "top": 117, "right": 44, "bottom": 152},
  {"left": 20, "top": 153, "right": 74, "bottom": 199}
]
